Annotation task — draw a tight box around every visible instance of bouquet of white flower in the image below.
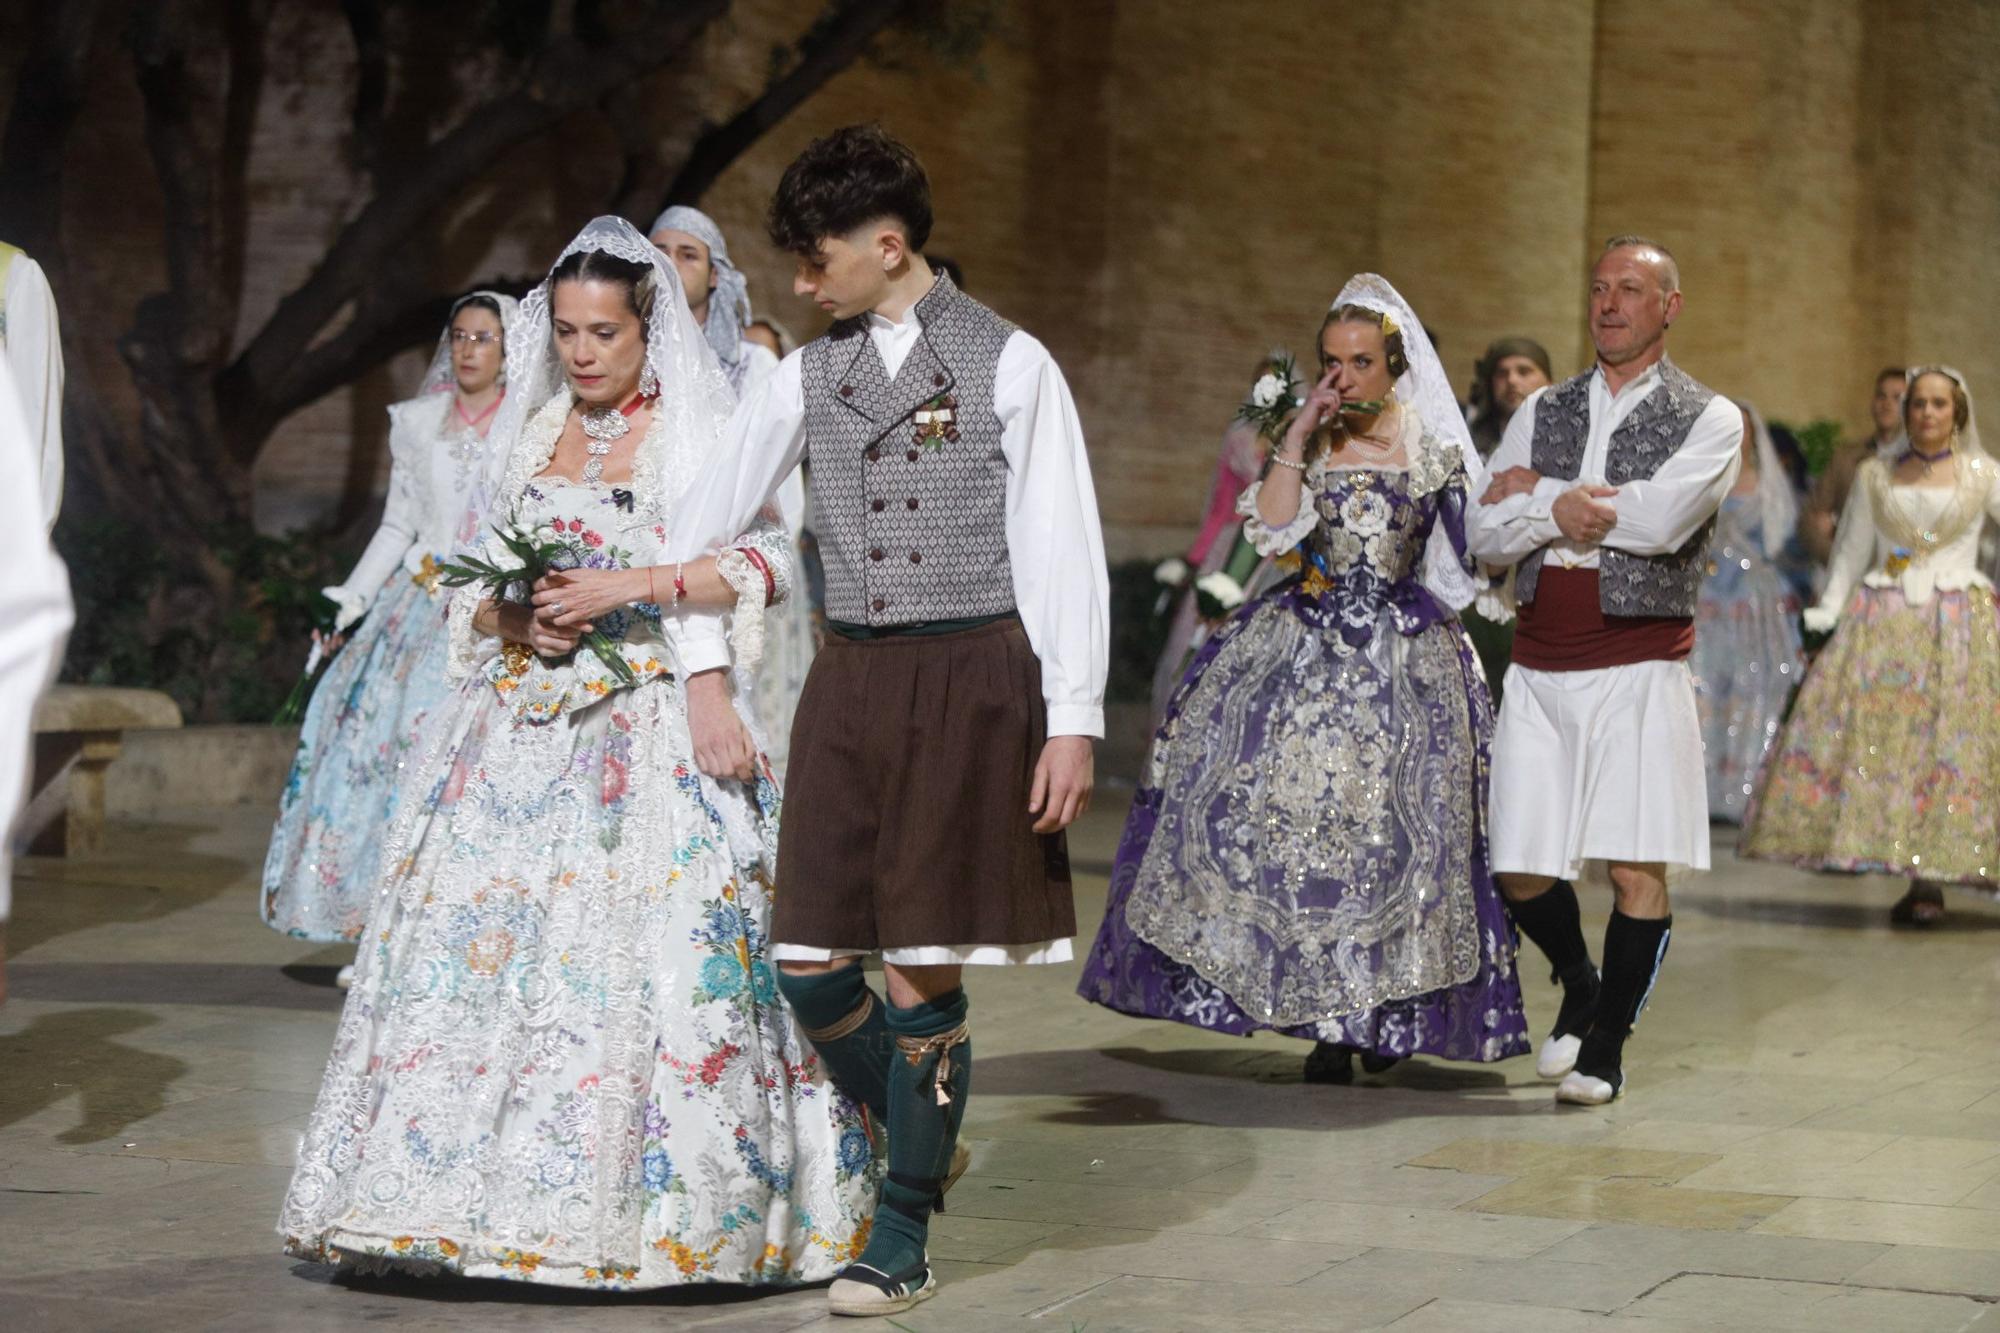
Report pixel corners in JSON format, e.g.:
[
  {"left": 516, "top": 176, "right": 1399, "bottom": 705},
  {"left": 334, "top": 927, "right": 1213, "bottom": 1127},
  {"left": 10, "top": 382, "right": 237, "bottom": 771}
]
[
  {"left": 1194, "top": 570, "right": 1246, "bottom": 622},
  {"left": 1236, "top": 353, "right": 1302, "bottom": 443},
  {"left": 438, "top": 514, "right": 637, "bottom": 685}
]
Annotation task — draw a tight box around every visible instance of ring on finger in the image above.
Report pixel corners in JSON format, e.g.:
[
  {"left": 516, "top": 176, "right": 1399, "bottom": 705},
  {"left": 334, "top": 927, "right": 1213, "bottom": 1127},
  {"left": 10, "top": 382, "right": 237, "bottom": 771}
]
[{"left": 551, "top": 600, "right": 565, "bottom": 615}]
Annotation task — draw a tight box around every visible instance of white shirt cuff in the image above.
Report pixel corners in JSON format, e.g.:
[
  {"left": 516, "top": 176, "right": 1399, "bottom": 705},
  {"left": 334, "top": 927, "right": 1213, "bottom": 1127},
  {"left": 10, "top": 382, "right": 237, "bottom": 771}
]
[
  {"left": 1045, "top": 703, "right": 1104, "bottom": 740},
  {"left": 670, "top": 629, "right": 731, "bottom": 677}
]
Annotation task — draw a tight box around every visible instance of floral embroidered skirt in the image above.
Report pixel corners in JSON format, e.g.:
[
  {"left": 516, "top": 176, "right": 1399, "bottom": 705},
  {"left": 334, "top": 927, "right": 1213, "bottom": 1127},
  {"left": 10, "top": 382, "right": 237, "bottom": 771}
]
[
  {"left": 279, "top": 678, "right": 876, "bottom": 1287},
  {"left": 262, "top": 572, "right": 453, "bottom": 941},
  {"left": 1078, "top": 592, "right": 1529, "bottom": 1062},
  {"left": 1742, "top": 586, "right": 2000, "bottom": 890},
  {"left": 1692, "top": 559, "right": 1804, "bottom": 823}
]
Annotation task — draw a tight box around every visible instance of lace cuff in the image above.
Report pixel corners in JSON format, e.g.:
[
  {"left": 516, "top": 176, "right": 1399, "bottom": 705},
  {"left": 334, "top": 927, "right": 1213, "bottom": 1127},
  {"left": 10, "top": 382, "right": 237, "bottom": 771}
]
[
  {"left": 1802, "top": 606, "right": 1838, "bottom": 634},
  {"left": 1236, "top": 476, "right": 1318, "bottom": 556},
  {"left": 716, "top": 550, "right": 769, "bottom": 675},
  {"left": 445, "top": 583, "right": 501, "bottom": 682},
  {"left": 1473, "top": 578, "right": 1516, "bottom": 625}
]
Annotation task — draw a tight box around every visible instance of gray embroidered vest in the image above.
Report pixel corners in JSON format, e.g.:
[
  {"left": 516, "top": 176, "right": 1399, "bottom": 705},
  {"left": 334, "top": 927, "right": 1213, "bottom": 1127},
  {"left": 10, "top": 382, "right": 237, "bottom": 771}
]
[
  {"left": 1516, "top": 359, "right": 1719, "bottom": 618},
  {"left": 800, "top": 273, "right": 1018, "bottom": 626}
]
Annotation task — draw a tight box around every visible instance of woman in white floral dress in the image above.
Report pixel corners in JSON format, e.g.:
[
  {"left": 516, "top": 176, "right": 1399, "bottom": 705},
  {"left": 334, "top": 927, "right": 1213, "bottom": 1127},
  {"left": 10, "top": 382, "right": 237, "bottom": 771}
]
[{"left": 279, "top": 218, "right": 874, "bottom": 1289}]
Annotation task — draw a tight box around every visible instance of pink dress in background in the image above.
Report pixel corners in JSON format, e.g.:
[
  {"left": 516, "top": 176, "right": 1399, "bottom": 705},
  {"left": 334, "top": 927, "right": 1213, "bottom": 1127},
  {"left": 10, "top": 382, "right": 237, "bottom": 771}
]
[{"left": 1151, "top": 420, "right": 1265, "bottom": 724}]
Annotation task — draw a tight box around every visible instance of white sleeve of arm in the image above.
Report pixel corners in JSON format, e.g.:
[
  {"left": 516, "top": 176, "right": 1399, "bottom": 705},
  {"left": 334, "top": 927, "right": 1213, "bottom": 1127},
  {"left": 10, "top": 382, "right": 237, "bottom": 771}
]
[
  {"left": 5, "top": 260, "right": 65, "bottom": 530},
  {"left": 660, "top": 350, "right": 810, "bottom": 676},
  {"left": 1466, "top": 390, "right": 1563, "bottom": 564},
  {"left": 1599, "top": 394, "right": 1744, "bottom": 556},
  {"left": 999, "top": 333, "right": 1109, "bottom": 740},
  {"left": 0, "top": 358, "right": 75, "bottom": 917},
  {"left": 1806, "top": 468, "right": 1877, "bottom": 630},
  {"left": 1236, "top": 469, "right": 1319, "bottom": 556},
  {"left": 324, "top": 453, "right": 419, "bottom": 630}
]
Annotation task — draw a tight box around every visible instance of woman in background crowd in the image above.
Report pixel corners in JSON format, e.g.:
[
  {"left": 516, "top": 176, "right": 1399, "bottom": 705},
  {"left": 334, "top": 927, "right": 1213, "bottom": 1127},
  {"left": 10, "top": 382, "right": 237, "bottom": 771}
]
[
  {"left": 1743, "top": 367, "right": 2000, "bottom": 925},
  {"left": 260, "top": 292, "right": 517, "bottom": 975}
]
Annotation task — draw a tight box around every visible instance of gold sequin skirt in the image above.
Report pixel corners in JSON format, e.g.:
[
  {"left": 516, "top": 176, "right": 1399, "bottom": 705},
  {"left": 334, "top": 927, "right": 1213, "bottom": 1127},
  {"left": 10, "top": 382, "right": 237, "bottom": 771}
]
[{"left": 1741, "top": 585, "right": 2000, "bottom": 889}]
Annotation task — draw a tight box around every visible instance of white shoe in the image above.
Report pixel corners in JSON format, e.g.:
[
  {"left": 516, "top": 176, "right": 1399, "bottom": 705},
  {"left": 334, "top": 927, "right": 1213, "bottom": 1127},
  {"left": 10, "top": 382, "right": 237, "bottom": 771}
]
[
  {"left": 335, "top": 964, "right": 356, "bottom": 990},
  {"left": 1536, "top": 1032, "right": 1581, "bottom": 1079},
  {"left": 1556, "top": 1069, "right": 1622, "bottom": 1105},
  {"left": 828, "top": 1261, "right": 936, "bottom": 1317}
]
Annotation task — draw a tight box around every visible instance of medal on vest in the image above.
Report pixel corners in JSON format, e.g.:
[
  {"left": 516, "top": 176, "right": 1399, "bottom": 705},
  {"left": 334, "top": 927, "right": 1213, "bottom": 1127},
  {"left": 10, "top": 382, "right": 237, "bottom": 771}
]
[{"left": 913, "top": 393, "right": 959, "bottom": 452}]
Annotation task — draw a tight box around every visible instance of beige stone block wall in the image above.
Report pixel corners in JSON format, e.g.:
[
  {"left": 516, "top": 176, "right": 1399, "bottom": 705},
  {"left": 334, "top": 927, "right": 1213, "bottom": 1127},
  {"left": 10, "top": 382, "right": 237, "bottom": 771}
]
[{"left": 37, "top": 0, "right": 2000, "bottom": 555}]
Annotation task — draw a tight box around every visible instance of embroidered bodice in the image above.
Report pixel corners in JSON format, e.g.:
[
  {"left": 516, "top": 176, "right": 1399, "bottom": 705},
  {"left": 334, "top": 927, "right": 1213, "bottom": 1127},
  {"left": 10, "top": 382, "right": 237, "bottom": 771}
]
[
  {"left": 445, "top": 390, "right": 794, "bottom": 718},
  {"left": 1237, "top": 416, "right": 1473, "bottom": 648},
  {"left": 1813, "top": 453, "right": 2000, "bottom": 625}
]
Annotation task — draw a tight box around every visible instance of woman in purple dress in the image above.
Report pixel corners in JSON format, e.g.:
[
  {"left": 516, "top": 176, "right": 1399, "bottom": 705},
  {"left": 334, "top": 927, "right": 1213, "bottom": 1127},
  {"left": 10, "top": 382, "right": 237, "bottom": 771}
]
[{"left": 1079, "top": 276, "right": 1529, "bottom": 1082}]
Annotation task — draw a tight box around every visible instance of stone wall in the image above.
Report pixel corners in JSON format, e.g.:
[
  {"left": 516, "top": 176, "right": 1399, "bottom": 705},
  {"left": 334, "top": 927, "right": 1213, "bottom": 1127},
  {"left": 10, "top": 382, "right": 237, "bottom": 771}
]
[{"left": 25, "top": 0, "right": 2000, "bottom": 558}]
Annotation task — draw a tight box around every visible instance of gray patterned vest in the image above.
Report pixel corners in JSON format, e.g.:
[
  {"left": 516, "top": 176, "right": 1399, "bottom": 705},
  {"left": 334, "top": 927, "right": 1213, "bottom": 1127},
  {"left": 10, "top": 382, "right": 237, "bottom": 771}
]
[
  {"left": 1516, "top": 359, "right": 1719, "bottom": 618},
  {"left": 801, "top": 273, "right": 1018, "bottom": 626}
]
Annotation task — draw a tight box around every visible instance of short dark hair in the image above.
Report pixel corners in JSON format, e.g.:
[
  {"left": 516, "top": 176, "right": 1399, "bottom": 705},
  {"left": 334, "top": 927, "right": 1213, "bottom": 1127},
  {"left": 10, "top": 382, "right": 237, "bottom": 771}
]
[
  {"left": 767, "top": 124, "right": 933, "bottom": 257},
  {"left": 548, "top": 249, "right": 657, "bottom": 321},
  {"left": 927, "top": 253, "right": 965, "bottom": 290},
  {"left": 1876, "top": 366, "right": 1907, "bottom": 389}
]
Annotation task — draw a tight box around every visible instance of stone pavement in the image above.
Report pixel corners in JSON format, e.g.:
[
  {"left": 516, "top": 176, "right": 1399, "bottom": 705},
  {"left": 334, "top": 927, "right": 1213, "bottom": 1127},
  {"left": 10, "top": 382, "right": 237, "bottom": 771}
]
[{"left": 3, "top": 796, "right": 1999, "bottom": 1331}]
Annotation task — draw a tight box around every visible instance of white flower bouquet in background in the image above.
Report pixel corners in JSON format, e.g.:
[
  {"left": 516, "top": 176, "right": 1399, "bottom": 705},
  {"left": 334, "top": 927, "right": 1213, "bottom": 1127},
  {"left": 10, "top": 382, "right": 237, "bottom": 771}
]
[{"left": 1194, "top": 570, "right": 1246, "bottom": 622}]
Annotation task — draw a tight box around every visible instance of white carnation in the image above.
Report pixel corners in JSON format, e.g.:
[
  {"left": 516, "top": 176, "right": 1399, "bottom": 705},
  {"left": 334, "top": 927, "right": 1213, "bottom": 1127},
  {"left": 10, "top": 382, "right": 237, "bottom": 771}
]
[
  {"left": 1195, "top": 571, "right": 1246, "bottom": 610},
  {"left": 1249, "top": 374, "right": 1285, "bottom": 409},
  {"left": 1154, "top": 556, "right": 1190, "bottom": 585}
]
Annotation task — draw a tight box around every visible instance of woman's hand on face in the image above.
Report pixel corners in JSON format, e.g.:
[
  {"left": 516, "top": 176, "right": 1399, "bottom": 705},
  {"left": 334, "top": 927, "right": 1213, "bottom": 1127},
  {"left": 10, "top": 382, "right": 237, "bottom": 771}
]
[
  {"left": 1281, "top": 367, "right": 1341, "bottom": 455},
  {"left": 531, "top": 567, "right": 644, "bottom": 631},
  {"left": 685, "top": 670, "right": 758, "bottom": 782}
]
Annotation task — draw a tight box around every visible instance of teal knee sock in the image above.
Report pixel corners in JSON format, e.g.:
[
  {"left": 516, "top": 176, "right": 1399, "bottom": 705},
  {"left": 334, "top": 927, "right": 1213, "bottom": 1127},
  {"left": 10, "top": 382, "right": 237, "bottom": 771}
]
[
  {"left": 776, "top": 964, "right": 891, "bottom": 1122},
  {"left": 851, "top": 989, "right": 972, "bottom": 1279}
]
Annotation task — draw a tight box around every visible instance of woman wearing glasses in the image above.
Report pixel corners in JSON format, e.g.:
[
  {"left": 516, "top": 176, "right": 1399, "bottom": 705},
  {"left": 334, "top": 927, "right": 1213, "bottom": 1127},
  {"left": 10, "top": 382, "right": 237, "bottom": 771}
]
[{"left": 260, "top": 293, "right": 518, "bottom": 977}]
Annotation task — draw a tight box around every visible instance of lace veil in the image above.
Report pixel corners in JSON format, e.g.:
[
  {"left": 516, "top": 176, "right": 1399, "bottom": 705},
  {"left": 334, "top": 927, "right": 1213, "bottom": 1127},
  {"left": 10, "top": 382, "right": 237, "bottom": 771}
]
[
  {"left": 1330, "top": 274, "right": 1484, "bottom": 610},
  {"left": 1738, "top": 401, "right": 1800, "bottom": 559},
  {"left": 1898, "top": 364, "right": 1986, "bottom": 460},
  {"left": 470, "top": 216, "right": 736, "bottom": 531},
  {"left": 418, "top": 291, "right": 522, "bottom": 397}
]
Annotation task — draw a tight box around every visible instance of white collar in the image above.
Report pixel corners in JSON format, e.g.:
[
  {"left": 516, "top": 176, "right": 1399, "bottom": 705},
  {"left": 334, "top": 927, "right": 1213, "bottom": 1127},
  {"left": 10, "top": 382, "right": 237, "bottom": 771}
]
[{"left": 1591, "top": 358, "right": 1664, "bottom": 403}]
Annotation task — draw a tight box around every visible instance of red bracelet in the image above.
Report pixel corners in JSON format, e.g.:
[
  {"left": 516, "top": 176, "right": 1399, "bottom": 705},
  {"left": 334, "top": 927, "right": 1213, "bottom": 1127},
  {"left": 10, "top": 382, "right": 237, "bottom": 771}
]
[
  {"left": 648, "top": 566, "right": 657, "bottom": 604},
  {"left": 737, "top": 547, "right": 777, "bottom": 606},
  {"left": 673, "top": 564, "right": 688, "bottom": 606}
]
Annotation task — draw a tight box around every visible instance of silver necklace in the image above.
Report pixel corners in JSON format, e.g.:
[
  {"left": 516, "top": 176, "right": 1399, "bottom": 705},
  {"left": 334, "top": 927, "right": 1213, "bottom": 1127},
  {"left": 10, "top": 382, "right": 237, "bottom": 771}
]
[{"left": 578, "top": 404, "right": 631, "bottom": 487}]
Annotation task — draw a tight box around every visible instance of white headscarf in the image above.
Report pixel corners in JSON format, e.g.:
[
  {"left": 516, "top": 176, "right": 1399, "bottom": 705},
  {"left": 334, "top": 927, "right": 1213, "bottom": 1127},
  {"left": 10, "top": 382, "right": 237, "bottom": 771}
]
[
  {"left": 1329, "top": 273, "right": 1485, "bottom": 610},
  {"left": 418, "top": 290, "right": 521, "bottom": 397},
  {"left": 471, "top": 216, "right": 735, "bottom": 532},
  {"left": 1735, "top": 401, "right": 1800, "bottom": 559},
  {"left": 649, "top": 205, "right": 754, "bottom": 392}
]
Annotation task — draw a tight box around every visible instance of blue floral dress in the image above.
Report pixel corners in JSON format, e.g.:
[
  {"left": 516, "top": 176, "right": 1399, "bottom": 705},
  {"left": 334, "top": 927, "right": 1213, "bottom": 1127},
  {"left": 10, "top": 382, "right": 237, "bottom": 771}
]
[
  {"left": 1080, "top": 420, "right": 1529, "bottom": 1062},
  {"left": 262, "top": 394, "right": 488, "bottom": 940}
]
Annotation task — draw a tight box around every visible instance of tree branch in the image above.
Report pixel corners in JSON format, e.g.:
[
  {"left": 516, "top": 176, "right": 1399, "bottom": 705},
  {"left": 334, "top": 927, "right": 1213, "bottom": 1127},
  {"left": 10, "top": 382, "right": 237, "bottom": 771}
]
[
  {"left": 224, "top": 0, "right": 727, "bottom": 442},
  {"left": 661, "top": 0, "right": 915, "bottom": 207}
]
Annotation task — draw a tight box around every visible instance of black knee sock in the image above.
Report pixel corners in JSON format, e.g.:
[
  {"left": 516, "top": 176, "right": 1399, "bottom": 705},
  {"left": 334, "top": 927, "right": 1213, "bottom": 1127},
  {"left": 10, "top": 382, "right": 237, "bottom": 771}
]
[
  {"left": 776, "top": 965, "right": 892, "bottom": 1123},
  {"left": 1504, "top": 879, "right": 1593, "bottom": 979},
  {"left": 851, "top": 989, "right": 971, "bottom": 1279},
  {"left": 1575, "top": 912, "right": 1672, "bottom": 1082}
]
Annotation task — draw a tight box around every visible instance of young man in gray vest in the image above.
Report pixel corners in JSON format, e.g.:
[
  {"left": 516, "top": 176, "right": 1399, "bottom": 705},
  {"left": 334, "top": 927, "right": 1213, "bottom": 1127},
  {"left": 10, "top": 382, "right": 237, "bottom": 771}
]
[
  {"left": 1469, "top": 237, "right": 1742, "bottom": 1106},
  {"left": 667, "top": 125, "right": 1108, "bottom": 1316}
]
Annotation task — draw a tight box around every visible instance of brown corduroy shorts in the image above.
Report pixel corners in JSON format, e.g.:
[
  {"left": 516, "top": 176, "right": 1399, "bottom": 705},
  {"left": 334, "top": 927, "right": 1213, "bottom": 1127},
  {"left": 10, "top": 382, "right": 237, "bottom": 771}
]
[{"left": 772, "top": 617, "right": 1075, "bottom": 952}]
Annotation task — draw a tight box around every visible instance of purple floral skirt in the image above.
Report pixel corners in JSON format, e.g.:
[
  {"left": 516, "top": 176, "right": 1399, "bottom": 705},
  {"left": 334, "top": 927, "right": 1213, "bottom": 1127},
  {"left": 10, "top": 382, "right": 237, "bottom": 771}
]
[{"left": 1078, "top": 590, "right": 1530, "bottom": 1062}]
